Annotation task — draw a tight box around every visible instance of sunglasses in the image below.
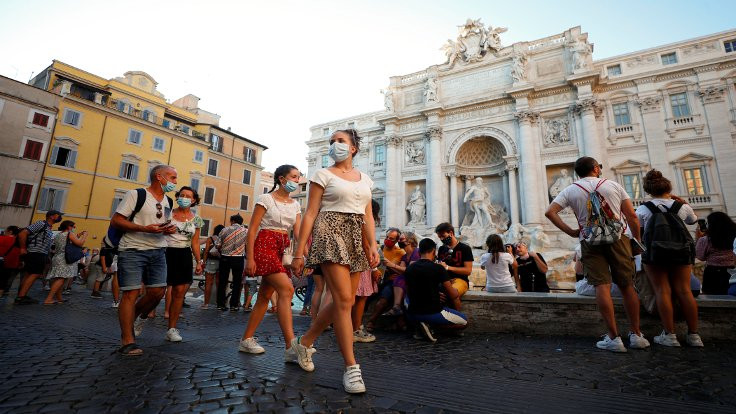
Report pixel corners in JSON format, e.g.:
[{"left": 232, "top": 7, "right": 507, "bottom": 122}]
[{"left": 156, "top": 203, "right": 163, "bottom": 219}]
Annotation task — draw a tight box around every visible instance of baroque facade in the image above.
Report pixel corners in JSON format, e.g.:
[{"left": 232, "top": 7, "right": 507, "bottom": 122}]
[{"left": 307, "top": 21, "right": 736, "bottom": 249}]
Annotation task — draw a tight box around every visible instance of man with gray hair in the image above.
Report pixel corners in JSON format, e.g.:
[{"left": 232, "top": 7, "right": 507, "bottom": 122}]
[{"left": 112, "top": 164, "right": 177, "bottom": 356}]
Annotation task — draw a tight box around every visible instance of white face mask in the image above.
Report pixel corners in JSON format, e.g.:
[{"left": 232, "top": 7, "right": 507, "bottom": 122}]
[{"left": 328, "top": 142, "right": 351, "bottom": 162}]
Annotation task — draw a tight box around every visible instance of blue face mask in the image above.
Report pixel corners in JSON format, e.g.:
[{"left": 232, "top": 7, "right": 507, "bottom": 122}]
[
  {"left": 328, "top": 142, "right": 351, "bottom": 162},
  {"left": 283, "top": 180, "right": 298, "bottom": 193},
  {"left": 177, "top": 197, "right": 192, "bottom": 208},
  {"left": 161, "top": 180, "right": 176, "bottom": 193}
]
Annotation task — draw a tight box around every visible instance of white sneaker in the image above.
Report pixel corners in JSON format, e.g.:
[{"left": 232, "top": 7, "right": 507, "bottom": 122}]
[
  {"left": 628, "top": 331, "right": 651, "bottom": 349},
  {"left": 284, "top": 345, "right": 298, "bottom": 364},
  {"left": 653, "top": 331, "right": 681, "bottom": 347},
  {"left": 289, "top": 337, "right": 316, "bottom": 372},
  {"left": 418, "top": 322, "right": 437, "bottom": 343},
  {"left": 596, "top": 334, "right": 627, "bottom": 352},
  {"left": 343, "top": 364, "right": 366, "bottom": 394},
  {"left": 686, "top": 333, "right": 704, "bottom": 347},
  {"left": 238, "top": 337, "right": 265, "bottom": 354},
  {"left": 133, "top": 317, "right": 147, "bottom": 337},
  {"left": 111, "top": 301, "right": 119, "bottom": 308},
  {"left": 165, "top": 328, "right": 182, "bottom": 342},
  {"left": 353, "top": 326, "right": 376, "bottom": 343}
]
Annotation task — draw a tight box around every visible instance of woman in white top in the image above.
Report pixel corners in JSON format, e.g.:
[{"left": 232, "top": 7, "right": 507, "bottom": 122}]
[
  {"left": 480, "top": 234, "right": 519, "bottom": 293},
  {"left": 239, "top": 164, "right": 302, "bottom": 356},
  {"left": 163, "top": 186, "right": 204, "bottom": 342},
  {"left": 635, "top": 169, "right": 702, "bottom": 347},
  {"left": 291, "top": 129, "right": 380, "bottom": 394}
]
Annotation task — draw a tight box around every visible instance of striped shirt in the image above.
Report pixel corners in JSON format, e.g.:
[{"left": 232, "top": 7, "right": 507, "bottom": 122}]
[
  {"left": 217, "top": 224, "right": 247, "bottom": 257},
  {"left": 24, "top": 220, "right": 54, "bottom": 254}
]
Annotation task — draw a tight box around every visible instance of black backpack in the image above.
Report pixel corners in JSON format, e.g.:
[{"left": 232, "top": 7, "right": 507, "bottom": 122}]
[{"left": 641, "top": 201, "right": 695, "bottom": 266}]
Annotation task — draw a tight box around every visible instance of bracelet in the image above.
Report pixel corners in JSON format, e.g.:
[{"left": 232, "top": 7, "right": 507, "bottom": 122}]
[{"left": 292, "top": 256, "right": 304, "bottom": 260}]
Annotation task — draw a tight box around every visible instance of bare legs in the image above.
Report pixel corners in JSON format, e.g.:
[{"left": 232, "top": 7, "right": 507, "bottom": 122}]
[
  {"left": 352, "top": 296, "right": 369, "bottom": 331},
  {"left": 203, "top": 272, "right": 217, "bottom": 307},
  {"left": 242, "top": 272, "right": 295, "bottom": 347},
  {"left": 17, "top": 273, "right": 41, "bottom": 297},
  {"left": 44, "top": 278, "right": 65, "bottom": 304},
  {"left": 168, "top": 284, "right": 190, "bottom": 329},
  {"left": 595, "top": 283, "right": 642, "bottom": 339},
  {"left": 644, "top": 264, "right": 698, "bottom": 334},
  {"left": 119, "top": 287, "right": 165, "bottom": 346}
]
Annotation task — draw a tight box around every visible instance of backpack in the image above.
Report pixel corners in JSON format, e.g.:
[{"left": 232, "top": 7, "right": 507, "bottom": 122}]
[
  {"left": 641, "top": 201, "right": 695, "bottom": 266},
  {"left": 103, "top": 188, "right": 173, "bottom": 249},
  {"left": 573, "top": 179, "right": 624, "bottom": 245}
]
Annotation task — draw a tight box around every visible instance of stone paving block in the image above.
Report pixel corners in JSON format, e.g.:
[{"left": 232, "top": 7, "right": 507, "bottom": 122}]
[
  {"left": 230, "top": 405, "right": 257, "bottom": 414},
  {"left": 192, "top": 401, "right": 221, "bottom": 411},
  {"left": 200, "top": 391, "right": 227, "bottom": 402}
]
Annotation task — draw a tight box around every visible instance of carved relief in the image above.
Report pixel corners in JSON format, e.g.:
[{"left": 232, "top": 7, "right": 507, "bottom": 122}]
[
  {"left": 625, "top": 54, "right": 657, "bottom": 68},
  {"left": 634, "top": 96, "right": 662, "bottom": 113},
  {"left": 514, "top": 110, "right": 539, "bottom": 124},
  {"left": 440, "top": 18, "right": 507, "bottom": 68},
  {"left": 405, "top": 140, "right": 426, "bottom": 165},
  {"left": 681, "top": 41, "right": 718, "bottom": 57},
  {"left": 386, "top": 135, "right": 402, "bottom": 147},
  {"left": 424, "top": 77, "right": 439, "bottom": 104},
  {"left": 698, "top": 86, "right": 726, "bottom": 104},
  {"left": 511, "top": 52, "right": 528, "bottom": 84},
  {"left": 543, "top": 118, "right": 571, "bottom": 147},
  {"left": 425, "top": 127, "right": 443, "bottom": 141},
  {"left": 381, "top": 88, "right": 394, "bottom": 112},
  {"left": 568, "top": 34, "right": 592, "bottom": 72}
]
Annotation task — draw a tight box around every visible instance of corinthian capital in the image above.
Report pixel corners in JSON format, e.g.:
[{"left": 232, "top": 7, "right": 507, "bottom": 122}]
[
  {"left": 425, "top": 126, "right": 443, "bottom": 141},
  {"left": 514, "top": 110, "right": 539, "bottom": 124},
  {"left": 573, "top": 99, "right": 604, "bottom": 119},
  {"left": 386, "top": 135, "right": 402, "bottom": 147}
]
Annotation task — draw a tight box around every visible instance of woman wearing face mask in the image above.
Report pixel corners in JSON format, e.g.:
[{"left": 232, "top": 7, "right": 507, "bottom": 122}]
[
  {"left": 291, "top": 129, "right": 380, "bottom": 394},
  {"left": 239, "top": 165, "right": 302, "bottom": 357},
  {"left": 163, "top": 186, "right": 204, "bottom": 342},
  {"left": 44, "top": 221, "right": 87, "bottom": 305}
]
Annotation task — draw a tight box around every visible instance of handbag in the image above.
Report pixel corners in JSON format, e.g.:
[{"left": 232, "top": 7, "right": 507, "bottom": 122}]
[{"left": 64, "top": 233, "right": 85, "bottom": 264}]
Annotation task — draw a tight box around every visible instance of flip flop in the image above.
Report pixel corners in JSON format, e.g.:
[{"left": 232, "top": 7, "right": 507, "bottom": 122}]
[{"left": 118, "top": 343, "right": 143, "bottom": 356}]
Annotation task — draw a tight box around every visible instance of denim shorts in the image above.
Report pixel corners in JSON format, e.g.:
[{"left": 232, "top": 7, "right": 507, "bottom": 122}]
[{"left": 118, "top": 248, "right": 167, "bottom": 291}]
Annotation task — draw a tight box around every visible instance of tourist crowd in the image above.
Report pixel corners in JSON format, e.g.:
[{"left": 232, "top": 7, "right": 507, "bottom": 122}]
[{"left": 2, "top": 130, "right": 735, "bottom": 394}]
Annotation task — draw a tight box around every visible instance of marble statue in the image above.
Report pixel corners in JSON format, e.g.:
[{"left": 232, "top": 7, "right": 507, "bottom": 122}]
[
  {"left": 484, "top": 25, "right": 507, "bottom": 52},
  {"left": 406, "top": 186, "right": 426, "bottom": 225},
  {"left": 544, "top": 119, "right": 571, "bottom": 146},
  {"left": 502, "top": 223, "right": 550, "bottom": 252},
  {"left": 511, "top": 52, "right": 528, "bottom": 83},
  {"left": 381, "top": 89, "right": 394, "bottom": 112},
  {"left": 441, "top": 39, "right": 463, "bottom": 68},
  {"left": 424, "top": 77, "right": 438, "bottom": 103},
  {"left": 440, "top": 19, "right": 507, "bottom": 67},
  {"left": 405, "top": 140, "right": 425, "bottom": 164},
  {"left": 571, "top": 37, "right": 592, "bottom": 71},
  {"left": 458, "top": 177, "right": 509, "bottom": 248},
  {"left": 548, "top": 169, "right": 574, "bottom": 199},
  {"left": 463, "top": 177, "right": 494, "bottom": 229}
]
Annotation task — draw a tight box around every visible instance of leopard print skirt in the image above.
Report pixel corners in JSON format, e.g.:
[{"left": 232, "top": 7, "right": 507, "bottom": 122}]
[{"left": 307, "top": 211, "right": 369, "bottom": 273}]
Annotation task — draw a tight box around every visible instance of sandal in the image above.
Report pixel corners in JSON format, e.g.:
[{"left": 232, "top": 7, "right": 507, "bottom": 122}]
[
  {"left": 118, "top": 343, "right": 143, "bottom": 356},
  {"left": 267, "top": 306, "right": 277, "bottom": 313}
]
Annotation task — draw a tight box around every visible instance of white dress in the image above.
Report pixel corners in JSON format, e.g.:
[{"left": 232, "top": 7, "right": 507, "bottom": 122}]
[{"left": 46, "top": 232, "right": 78, "bottom": 280}]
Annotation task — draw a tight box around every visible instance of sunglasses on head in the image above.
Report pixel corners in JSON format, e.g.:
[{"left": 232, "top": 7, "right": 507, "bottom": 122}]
[{"left": 156, "top": 203, "right": 163, "bottom": 219}]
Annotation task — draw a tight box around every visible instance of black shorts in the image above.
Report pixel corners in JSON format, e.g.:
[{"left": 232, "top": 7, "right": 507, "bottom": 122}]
[
  {"left": 166, "top": 247, "right": 193, "bottom": 286},
  {"left": 23, "top": 252, "right": 48, "bottom": 275}
]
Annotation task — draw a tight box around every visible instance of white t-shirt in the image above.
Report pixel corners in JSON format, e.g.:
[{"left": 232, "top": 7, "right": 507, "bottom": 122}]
[
  {"left": 310, "top": 168, "right": 374, "bottom": 215},
  {"left": 481, "top": 252, "right": 515, "bottom": 289},
  {"left": 255, "top": 193, "right": 301, "bottom": 231},
  {"left": 635, "top": 198, "right": 697, "bottom": 230},
  {"left": 116, "top": 189, "right": 170, "bottom": 250},
  {"left": 166, "top": 215, "right": 204, "bottom": 249},
  {"left": 552, "top": 177, "right": 630, "bottom": 240}
]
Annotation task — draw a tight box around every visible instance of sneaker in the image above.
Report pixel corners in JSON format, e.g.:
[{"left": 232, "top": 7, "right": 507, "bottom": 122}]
[
  {"left": 229, "top": 306, "right": 239, "bottom": 312},
  {"left": 62, "top": 289, "right": 71, "bottom": 295},
  {"left": 289, "top": 337, "right": 316, "bottom": 372},
  {"left": 111, "top": 301, "right": 119, "bottom": 308},
  {"left": 653, "top": 331, "right": 681, "bottom": 347},
  {"left": 238, "top": 337, "right": 265, "bottom": 354},
  {"left": 133, "top": 317, "right": 148, "bottom": 337},
  {"left": 596, "top": 334, "right": 627, "bottom": 352},
  {"left": 90, "top": 291, "right": 103, "bottom": 299},
  {"left": 284, "top": 345, "right": 298, "bottom": 364},
  {"left": 382, "top": 306, "right": 403, "bottom": 316},
  {"left": 343, "top": 364, "right": 366, "bottom": 394},
  {"left": 628, "top": 331, "right": 651, "bottom": 349},
  {"left": 165, "top": 328, "right": 183, "bottom": 342},
  {"left": 353, "top": 326, "right": 376, "bottom": 343},
  {"left": 686, "top": 333, "right": 704, "bottom": 347},
  {"left": 217, "top": 306, "right": 227, "bottom": 311},
  {"left": 418, "top": 322, "right": 437, "bottom": 343}
]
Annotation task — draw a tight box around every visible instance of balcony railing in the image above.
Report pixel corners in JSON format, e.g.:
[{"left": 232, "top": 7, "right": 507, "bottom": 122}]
[
  {"left": 614, "top": 124, "right": 634, "bottom": 134},
  {"left": 665, "top": 113, "right": 704, "bottom": 136},
  {"left": 632, "top": 194, "right": 721, "bottom": 208}
]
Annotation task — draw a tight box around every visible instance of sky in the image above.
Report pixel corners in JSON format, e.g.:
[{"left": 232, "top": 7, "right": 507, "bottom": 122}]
[{"left": 0, "top": 0, "right": 733, "bottom": 173}]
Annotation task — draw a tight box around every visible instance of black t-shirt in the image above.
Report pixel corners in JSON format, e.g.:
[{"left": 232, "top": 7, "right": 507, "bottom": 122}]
[
  {"left": 438, "top": 242, "right": 474, "bottom": 282},
  {"left": 97, "top": 247, "right": 116, "bottom": 269},
  {"left": 405, "top": 259, "right": 451, "bottom": 315},
  {"left": 517, "top": 254, "right": 550, "bottom": 292}
]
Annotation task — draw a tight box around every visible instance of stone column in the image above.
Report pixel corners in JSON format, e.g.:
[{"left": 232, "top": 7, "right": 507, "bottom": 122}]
[
  {"left": 575, "top": 99, "right": 606, "bottom": 165},
  {"left": 426, "top": 127, "right": 443, "bottom": 226},
  {"left": 699, "top": 85, "right": 736, "bottom": 212},
  {"left": 515, "top": 111, "right": 543, "bottom": 225},
  {"left": 448, "top": 172, "right": 459, "bottom": 227},
  {"left": 506, "top": 163, "right": 520, "bottom": 225},
  {"left": 385, "top": 135, "right": 401, "bottom": 227}
]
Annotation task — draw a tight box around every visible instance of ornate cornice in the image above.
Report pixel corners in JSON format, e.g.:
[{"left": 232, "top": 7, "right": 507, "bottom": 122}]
[
  {"left": 386, "top": 135, "right": 402, "bottom": 147},
  {"left": 698, "top": 85, "right": 727, "bottom": 104},
  {"left": 634, "top": 95, "right": 663, "bottom": 113},
  {"left": 514, "top": 110, "right": 539, "bottom": 124}
]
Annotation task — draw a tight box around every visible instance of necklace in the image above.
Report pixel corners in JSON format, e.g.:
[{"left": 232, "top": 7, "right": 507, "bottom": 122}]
[{"left": 338, "top": 165, "right": 354, "bottom": 174}]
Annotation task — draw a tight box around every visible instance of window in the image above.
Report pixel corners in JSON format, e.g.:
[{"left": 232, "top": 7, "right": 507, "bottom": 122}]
[
  {"left": 110, "top": 196, "right": 123, "bottom": 217},
  {"left": 203, "top": 187, "right": 215, "bottom": 205},
  {"left": 153, "top": 137, "right": 165, "bottom": 152},
  {"left": 683, "top": 167, "right": 706, "bottom": 195},
  {"left": 190, "top": 177, "right": 200, "bottom": 193},
  {"left": 240, "top": 195, "right": 249, "bottom": 210},
  {"left": 243, "top": 169, "right": 252, "bottom": 185},
  {"left": 374, "top": 145, "right": 386, "bottom": 163},
  {"left": 622, "top": 174, "right": 642, "bottom": 199},
  {"left": 200, "top": 219, "right": 211, "bottom": 237},
  {"left": 244, "top": 147, "right": 256, "bottom": 164},
  {"left": 661, "top": 52, "right": 677, "bottom": 65},
  {"left": 207, "top": 159, "right": 218, "bottom": 176},
  {"left": 22, "top": 139, "right": 44, "bottom": 160},
  {"left": 62, "top": 109, "right": 82, "bottom": 127},
  {"left": 38, "top": 187, "right": 65, "bottom": 211},
  {"left": 116, "top": 101, "right": 126, "bottom": 112},
  {"left": 211, "top": 134, "right": 223, "bottom": 152},
  {"left": 11, "top": 183, "right": 33, "bottom": 205},
  {"left": 263, "top": 187, "right": 269, "bottom": 194},
  {"left": 612, "top": 103, "right": 631, "bottom": 126},
  {"left": 300, "top": 183, "right": 307, "bottom": 192},
  {"left": 50, "top": 146, "right": 77, "bottom": 168},
  {"left": 670, "top": 92, "right": 690, "bottom": 118},
  {"left": 119, "top": 161, "right": 139, "bottom": 181},
  {"left": 142, "top": 110, "right": 152, "bottom": 121},
  {"left": 194, "top": 150, "right": 204, "bottom": 163},
  {"left": 322, "top": 127, "right": 330, "bottom": 136},
  {"left": 724, "top": 39, "right": 736, "bottom": 53},
  {"left": 32, "top": 112, "right": 49, "bottom": 127},
  {"left": 181, "top": 125, "right": 190, "bottom": 134},
  {"left": 127, "top": 129, "right": 142, "bottom": 145},
  {"left": 607, "top": 65, "right": 622, "bottom": 77},
  {"left": 321, "top": 155, "right": 330, "bottom": 168},
  {"left": 162, "top": 119, "right": 171, "bottom": 129}
]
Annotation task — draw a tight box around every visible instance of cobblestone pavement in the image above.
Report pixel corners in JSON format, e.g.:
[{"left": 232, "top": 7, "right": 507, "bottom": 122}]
[{"left": 0, "top": 284, "right": 734, "bottom": 413}]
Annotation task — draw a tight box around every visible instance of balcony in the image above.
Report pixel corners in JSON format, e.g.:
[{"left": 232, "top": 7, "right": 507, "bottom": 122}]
[
  {"left": 686, "top": 193, "right": 722, "bottom": 208},
  {"left": 606, "top": 123, "right": 642, "bottom": 145},
  {"left": 665, "top": 113, "right": 704, "bottom": 137}
]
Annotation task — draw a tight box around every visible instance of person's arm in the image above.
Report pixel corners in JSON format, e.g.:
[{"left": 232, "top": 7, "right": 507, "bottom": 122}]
[
  {"left": 191, "top": 227, "right": 202, "bottom": 274},
  {"left": 17, "top": 228, "right": 31, "bottom": 254},
  {"left": 111, "top": 213, "right": 163, "bottom": 234},
  {"left": 291, "top": 182, "right": 324, "bottom": 275},
  {"left": 203, "top": 237, "right": 211, "bottom": 263},
  {"left": 545, "top": 202, "right": 580, "bottom": 238},
  {"left": 292, "top": 212, "right": 301, "bottom": 246},
  {"left": 530, "top": 252, "right": 548, "bottom": 274},
  {"left": 695, "top": 236, "right": 708, "bottom": 261},
  {"left": 620, "top": 199, "right": 640, "bottom": 242},
  {"left": 511, "top": 256, "right": 520, "bottom": 291},
  {"left": 100, "top": 254, "right": 109, "bottom": 274},
  {"left": 361, "top": 199, "right": 380, "bottom": 269},
  {"left": 68, "top": 231, "right": 87, "bottom": 247},
  {"left": 447, "top": 260, "right": 473, "bottom": 276}
]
